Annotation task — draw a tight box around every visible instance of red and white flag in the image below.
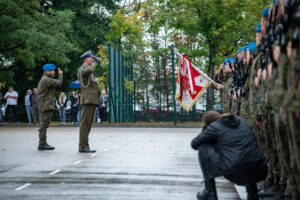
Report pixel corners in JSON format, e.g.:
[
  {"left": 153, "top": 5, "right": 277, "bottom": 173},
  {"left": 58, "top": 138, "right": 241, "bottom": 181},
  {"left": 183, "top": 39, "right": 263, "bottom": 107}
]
[{"left": 175, "top": 54, "right": 212, "bottom": 111}]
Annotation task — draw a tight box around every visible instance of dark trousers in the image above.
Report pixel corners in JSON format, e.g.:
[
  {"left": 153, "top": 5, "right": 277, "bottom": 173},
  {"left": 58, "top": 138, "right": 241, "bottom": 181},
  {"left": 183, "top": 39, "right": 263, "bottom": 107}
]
[
  {"left": 5, "top": 105, "right": 18, "bottom": 122},
  {"left": 32, "top": 104, "right": 39, "bottom": 123},
  {"left": 198, "top": 144, "right": 267, "bottom": 185},
  {"left": 71, "top": 108, "right": 78, "bottom": 123},
  {"left": 100, "top": 107, "right": 107, "bottom": 121}
]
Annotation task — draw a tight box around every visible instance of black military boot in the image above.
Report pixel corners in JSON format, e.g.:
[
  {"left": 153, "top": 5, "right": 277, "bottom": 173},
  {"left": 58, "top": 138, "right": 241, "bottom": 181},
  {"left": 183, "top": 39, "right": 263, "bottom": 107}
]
[
  {"left": 197, "top": 178, "right": 218, "bottom": 200},
  {"left": 38, "top": 143, "right": 55, "bottom": 150},
  {"left": 246, "top": 183, "right": 259, "bottom": 200},
  {"left": 79, "top": 148, "right": 96, "bottom": 153}
]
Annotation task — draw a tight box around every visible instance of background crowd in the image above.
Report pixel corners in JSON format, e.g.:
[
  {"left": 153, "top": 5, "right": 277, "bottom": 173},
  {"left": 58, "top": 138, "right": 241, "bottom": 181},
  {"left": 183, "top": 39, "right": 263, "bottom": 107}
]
[{"left": 0, "top": 87, "right": 108, "bottom": 125}]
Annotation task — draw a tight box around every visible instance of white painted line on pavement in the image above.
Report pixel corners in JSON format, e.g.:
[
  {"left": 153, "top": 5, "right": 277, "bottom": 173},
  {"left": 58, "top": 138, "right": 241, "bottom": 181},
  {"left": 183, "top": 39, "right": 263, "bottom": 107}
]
[
  {"left": 103, "top": 149, "right": 109, "bottom": 152},
  {"left": 49, "top": 170, "right": 61, "bottom": 175},
  {"left": 73, "top": 160, "right": 82, "bottom": 165},
  {"left": 90, "top": 153, "right": 97, "bottom": 157},
  {"left": 15, "top": 183, "right": 32, "bottom": 191}
]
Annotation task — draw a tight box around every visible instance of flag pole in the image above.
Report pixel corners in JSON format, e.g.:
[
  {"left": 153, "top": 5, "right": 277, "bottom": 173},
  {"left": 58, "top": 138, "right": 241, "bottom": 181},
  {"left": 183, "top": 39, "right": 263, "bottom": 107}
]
[{"left": 171, "top": 45, "right": 177, "bottom": 125}]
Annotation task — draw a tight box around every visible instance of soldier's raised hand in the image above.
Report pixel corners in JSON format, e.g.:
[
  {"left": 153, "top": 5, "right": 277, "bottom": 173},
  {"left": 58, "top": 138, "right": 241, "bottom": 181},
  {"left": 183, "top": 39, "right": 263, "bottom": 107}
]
[{"left": 58, "top": 68, "right": 63, "bottom": 75}]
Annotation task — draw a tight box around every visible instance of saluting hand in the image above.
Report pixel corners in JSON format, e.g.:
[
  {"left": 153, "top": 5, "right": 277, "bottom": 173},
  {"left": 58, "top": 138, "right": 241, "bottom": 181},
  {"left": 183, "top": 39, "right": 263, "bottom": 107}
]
[{"left": 58, "top": 68, "right": 63, "bottom": 75}]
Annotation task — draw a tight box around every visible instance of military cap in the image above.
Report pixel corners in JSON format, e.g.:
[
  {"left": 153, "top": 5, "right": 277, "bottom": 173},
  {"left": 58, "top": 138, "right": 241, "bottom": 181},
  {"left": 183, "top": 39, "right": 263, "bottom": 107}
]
[
  {"left": 256, "top": 23, "right": 262, "bottom": 33},
  {"left": 262, "top": 8, "right": 270, "bottom": 17},
  {"left": 42, "top": 64, "right": 56, "bottom": 71},
  {"left": 80, "top": 50, "right": 97, "bottom": 60}
]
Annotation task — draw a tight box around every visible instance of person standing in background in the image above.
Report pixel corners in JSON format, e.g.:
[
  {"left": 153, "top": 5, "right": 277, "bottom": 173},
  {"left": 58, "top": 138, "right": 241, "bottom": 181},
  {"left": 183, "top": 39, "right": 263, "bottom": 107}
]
[
  {"left": 58, "top": 92, "right": 67, "bottom": 125},
  {"left": 99, "top": 91, "right": 108, "bottom": 122},
  {"left": 30, "top": 88, "right": 39, "bottom": 124},
  {"left": 77, "top": 92, "right": 81, "bottom": 124},
  {"left": 0, "top": 91, "right": 3, "bottom": 123},
  {"left": 25, "top": 89, "right": 33, "bottom": 124},
  {"left": 4, "top": 86, "right": 19, "bottom": 124},
  {"left": 70, "top": 90, "right": 78, "bottom": 125}
]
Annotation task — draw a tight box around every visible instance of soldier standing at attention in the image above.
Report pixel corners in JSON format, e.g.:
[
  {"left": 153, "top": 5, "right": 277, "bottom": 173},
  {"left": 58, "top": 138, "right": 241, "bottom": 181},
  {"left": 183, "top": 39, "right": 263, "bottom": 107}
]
[
  {"left": 37, "top": 64, "right": 63, "bottom": 150},
  {"left": 77, "top": 50, "right": 99, "bottom": 153}
]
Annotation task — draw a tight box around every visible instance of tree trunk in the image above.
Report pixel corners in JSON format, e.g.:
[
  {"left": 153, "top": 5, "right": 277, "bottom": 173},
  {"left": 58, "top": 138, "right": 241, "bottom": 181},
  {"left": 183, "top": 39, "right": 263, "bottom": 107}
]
[{"left": 206, "top": 44, "right": 216, "bottom": 111}]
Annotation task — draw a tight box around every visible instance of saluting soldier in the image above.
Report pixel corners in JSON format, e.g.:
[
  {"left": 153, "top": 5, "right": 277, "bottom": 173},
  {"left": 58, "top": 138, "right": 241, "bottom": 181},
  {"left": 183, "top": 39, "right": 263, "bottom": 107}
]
[
  {"left": 37, "top": 64, "right": 63, "bottom": 150},
  {"left": 77, "top": 50, "right": 99, "bottom": 153}
]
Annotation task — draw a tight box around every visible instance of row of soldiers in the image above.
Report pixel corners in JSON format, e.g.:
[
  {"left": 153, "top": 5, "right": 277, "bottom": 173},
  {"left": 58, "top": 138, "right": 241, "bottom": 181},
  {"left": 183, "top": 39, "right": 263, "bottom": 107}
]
[{"left": 214, "top": 0, "right": 300, "bottom": 199}]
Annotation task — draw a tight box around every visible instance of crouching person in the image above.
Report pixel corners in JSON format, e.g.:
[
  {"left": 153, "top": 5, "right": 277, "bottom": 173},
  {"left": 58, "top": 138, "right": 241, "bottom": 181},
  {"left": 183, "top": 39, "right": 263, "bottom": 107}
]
[{"left": 191, "top": 111, "right": 267, "bottom": 200}]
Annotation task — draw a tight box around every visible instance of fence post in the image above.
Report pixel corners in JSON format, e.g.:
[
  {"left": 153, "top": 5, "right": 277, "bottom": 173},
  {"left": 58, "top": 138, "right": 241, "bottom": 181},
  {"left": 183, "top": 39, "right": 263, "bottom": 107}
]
[{"left": 171, "top": 44, "right": 177, "bottom": 125}]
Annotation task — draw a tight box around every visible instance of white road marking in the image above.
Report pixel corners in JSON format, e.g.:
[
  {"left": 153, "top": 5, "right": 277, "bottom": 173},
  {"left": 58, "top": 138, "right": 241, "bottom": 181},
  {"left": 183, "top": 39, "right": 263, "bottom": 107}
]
[
  {"left": 15, "top": 183, "right": 32, "bottom": 191},
  {"left": 49, "top": 170, "right": 61, "bottom": 175},
  {"left": 73, "top": 160, "right": 81, "bottom": 165},
  {"left": 90, "top": 153, "right": 97, "bottom": 157},
  {"left": 103, "top": 149, "right": 109, "bottom": 152}
]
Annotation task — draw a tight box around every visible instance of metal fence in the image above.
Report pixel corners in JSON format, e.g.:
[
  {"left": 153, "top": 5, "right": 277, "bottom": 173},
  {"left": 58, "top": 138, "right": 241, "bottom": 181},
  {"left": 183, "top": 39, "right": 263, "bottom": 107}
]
[{"left": 108, "top": 45, "right": 222, "bottom": 124}]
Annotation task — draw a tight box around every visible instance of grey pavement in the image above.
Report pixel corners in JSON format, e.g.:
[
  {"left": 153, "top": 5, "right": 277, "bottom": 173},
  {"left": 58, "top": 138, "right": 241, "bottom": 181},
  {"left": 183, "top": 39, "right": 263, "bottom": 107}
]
[{"left": 0, "top": 127, "right": 244, "bottom": 200}]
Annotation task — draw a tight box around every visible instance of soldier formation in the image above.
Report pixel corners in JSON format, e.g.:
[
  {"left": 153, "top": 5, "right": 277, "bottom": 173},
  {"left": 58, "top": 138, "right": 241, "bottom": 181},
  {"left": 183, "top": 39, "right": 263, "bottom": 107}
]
[{"left": 214, "top": 0, "right": 300, "bottom": 199}]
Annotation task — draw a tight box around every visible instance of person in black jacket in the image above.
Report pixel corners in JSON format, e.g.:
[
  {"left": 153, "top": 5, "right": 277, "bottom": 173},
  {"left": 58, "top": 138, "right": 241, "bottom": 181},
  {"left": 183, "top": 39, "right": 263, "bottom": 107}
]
[
  {"left": 191, "top": 111, "right": 267, "bottom": 200},
  {"left": 70, "top": 90, "right": 78, "bottom": 125}
]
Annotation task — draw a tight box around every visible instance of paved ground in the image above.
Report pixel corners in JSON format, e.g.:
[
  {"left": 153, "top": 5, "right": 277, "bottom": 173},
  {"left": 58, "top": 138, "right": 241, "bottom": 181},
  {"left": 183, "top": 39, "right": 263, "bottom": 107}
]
[{"left": 0, "top": 126, "right": 244, "bottom": 200}]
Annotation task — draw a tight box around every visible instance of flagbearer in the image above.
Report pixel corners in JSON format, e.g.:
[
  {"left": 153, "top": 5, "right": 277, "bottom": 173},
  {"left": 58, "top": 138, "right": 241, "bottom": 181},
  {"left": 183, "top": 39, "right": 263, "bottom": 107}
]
[{"left": 77, "top": 50, "right": 99, "bottom": 153}]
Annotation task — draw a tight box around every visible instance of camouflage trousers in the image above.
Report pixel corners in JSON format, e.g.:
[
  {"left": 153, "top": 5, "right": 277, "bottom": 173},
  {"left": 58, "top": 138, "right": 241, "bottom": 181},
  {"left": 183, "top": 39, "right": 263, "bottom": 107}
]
[
  {"left": 262, "top": 108, "right": 280, "bottom": 186},
  {"left": 286, "top": 111, "right": 300, "bottom": 199},
  {"left": 274, "top": 109, "right": 295, "bottom": 197},
  {"left": 38, "top": 110, "right": 53, "bottom": 145}
]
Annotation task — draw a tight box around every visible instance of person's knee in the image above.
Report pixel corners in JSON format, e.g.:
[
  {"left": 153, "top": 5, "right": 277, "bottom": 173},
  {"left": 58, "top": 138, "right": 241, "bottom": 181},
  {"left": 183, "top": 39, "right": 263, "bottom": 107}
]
[{"left": 198, "top": 144, "right": 211, "bottom": 155}]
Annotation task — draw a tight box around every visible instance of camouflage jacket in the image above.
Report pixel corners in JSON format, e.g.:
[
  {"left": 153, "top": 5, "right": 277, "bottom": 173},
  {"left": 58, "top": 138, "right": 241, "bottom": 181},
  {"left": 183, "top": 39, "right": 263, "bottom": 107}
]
[{"left": 37, "top": 73, "right": 63, "bottom": 112}]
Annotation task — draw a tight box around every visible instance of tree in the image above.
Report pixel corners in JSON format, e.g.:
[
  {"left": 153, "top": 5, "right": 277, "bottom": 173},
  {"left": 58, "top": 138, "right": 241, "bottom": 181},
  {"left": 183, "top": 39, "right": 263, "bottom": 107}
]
[{"left": 166, "top": 0, "right": 270, "bottom": 110}]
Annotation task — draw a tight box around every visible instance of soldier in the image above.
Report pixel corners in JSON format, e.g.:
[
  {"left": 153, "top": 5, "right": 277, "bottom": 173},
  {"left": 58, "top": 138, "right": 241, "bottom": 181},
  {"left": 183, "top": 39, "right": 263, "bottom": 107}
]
[
  {"left": 37, "top": 64, "right": 63, "bottom": 150},
  {"left": 77, "top": 50, "right": 99, "bottom": 153}
]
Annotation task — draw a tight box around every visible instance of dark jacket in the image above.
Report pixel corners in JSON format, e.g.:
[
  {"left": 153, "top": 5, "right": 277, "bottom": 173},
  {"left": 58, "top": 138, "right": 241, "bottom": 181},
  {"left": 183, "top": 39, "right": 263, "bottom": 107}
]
[
  {"left": 191, "top": 115, "right": 266, "bottom": 179},
  {"left": 70, "top": 95, "right": 78, "bottom": 108}
]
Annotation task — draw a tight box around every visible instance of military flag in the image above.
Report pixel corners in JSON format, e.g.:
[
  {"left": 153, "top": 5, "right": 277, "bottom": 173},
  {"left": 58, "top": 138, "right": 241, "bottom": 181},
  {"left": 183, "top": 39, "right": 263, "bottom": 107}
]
[{"left": 175, "top": 53, "right": 221, "bottom": 111}]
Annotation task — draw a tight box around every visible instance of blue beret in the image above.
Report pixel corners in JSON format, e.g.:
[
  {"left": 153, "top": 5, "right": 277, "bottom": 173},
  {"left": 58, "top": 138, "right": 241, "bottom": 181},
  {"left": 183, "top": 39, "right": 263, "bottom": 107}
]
[
  {"left": 241, "top": 46, "right": 248, "bottom": 51},
  {"left": 238, "top": 49, "right": 242, "bottom": 54},
  {"left": 43, "top": 64, "right": 56, "bottom": 71},
  {"left": 248, "top": 42, "right": 256, "bottom": 52},
  {"left": 80, "top": 50, "right": 97, "bottom": 60},
  {"left": 256, "top": 23, "right": 262, "bottom": 33},
  {"left": 262, "top": 9, "right": 269, "bottom": 17},
  {"left": 224, "top": 58, "right": 229, "bottom": 63},
  {"left": 229, "top": 58, "right": 235, "bottom": 64}
]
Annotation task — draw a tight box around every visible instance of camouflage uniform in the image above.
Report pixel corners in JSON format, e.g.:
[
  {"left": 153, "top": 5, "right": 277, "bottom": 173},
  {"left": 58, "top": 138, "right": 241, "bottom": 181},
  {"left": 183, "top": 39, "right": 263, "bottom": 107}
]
[
  {"left": 240, "top": 62, "right": 251, "bottom": 124},
  {"left": 37, "top": 73, "right": 63, "bottom": 144}
]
